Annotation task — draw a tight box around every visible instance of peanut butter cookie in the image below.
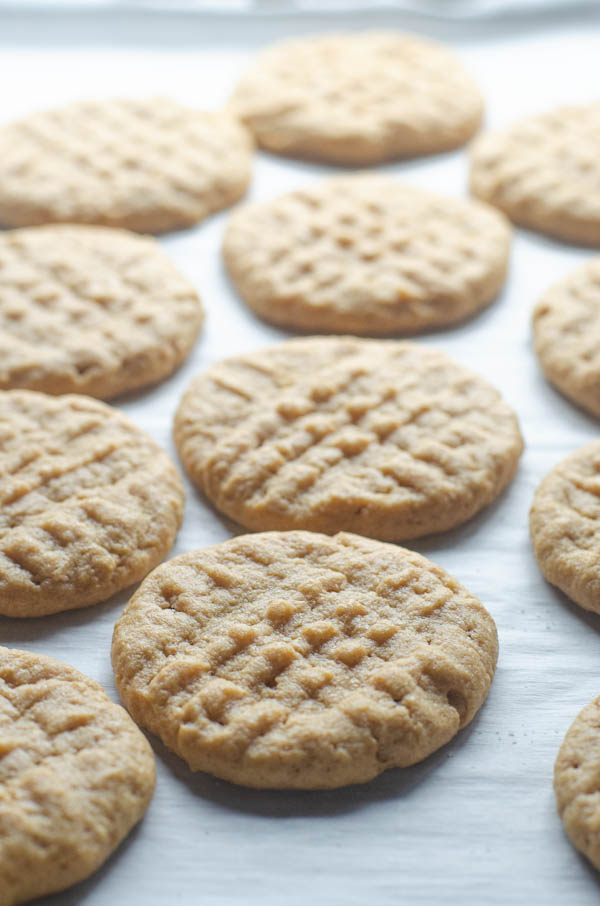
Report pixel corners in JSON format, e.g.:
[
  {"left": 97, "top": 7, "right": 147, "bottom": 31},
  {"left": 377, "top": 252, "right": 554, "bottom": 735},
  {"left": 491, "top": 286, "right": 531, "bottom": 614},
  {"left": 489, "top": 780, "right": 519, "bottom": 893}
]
[
  {"left": 0, "top": 390, "right": 184, "bottom": 617},
  {"left": 224, "top": 176, "right": 511, "bottom": 335},
  {"left": 174, "top": 337, "right": 523, "bottom": 541},
  {"left": 533, "top": 259, "right": 600, "bottom": 417},
  {"left": 471, "top": 104, "right": 600, "bottom": 246},
  {"left": 555, "top": 696, "right": 600, "bottom": 871},
  {"left": 229, "top": 32, "right": 483, "bottom": 164},
  {"left": 112, "top": 531, "right": 498, "bottom": 789},
  {"left": 0, "top": 97, "right": 253, "bottom": 233},
  {"left": 0, "top": 646, "right": 155, "bottom": 905},
  {"left": 530, "top": 440, "right": 600, "bottom": 613},
  {"left": 0, "top": 225, "right": 203, "bottom": 398}
]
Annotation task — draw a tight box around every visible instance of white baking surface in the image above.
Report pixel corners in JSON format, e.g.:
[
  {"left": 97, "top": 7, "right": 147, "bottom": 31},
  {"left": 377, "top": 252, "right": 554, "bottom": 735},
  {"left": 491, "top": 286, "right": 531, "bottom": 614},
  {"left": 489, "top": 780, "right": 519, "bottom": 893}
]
[{"left": 1, "top": 8, "right": 600, "bottom": 905}]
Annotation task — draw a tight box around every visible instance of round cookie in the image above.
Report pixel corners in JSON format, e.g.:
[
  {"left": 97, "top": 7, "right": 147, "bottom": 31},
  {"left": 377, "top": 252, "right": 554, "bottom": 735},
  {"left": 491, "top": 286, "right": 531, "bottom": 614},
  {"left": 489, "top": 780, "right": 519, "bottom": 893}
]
[
  {"left": 0, "top": 646, "right": 155, "bottom": 905},
  {"left": 530, "top": 441, "right": 600, "bottom": 613},
  {"left": 174, "top": 337, "right": 523, "bottom": 541},
  {"left": 0, "top": 390, "right": 184, "bottom": 617},
  {"left": 223, "top": 175, "right": 511, "bottom": 335},
  {"left": 554, "top": 696, "right": 600, "bottom": 871},
  {"left": 533, "top": 259, "right": 600, "bottom": 417},
  {"left": 0, "top": 97, "right": 253, "bottom": 233},
  {"left": 0, "top": 225, "right": 204, "bottom": 398},
  {"left": 229, "top": 31, "right": 483, "bottom": 165},
  {"left": 470, "top": 104, "right": 600, "bottom": 246},
  {"left": 112, "top": 530, "right": 498, "bottom": 789}
]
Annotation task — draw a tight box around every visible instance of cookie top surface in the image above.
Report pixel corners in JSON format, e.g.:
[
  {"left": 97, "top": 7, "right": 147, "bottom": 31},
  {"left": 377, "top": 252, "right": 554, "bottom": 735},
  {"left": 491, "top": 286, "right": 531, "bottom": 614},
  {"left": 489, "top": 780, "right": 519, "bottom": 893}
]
[
  {"left": 174, "top": 337, "right": 523, "bottom": 541},
  {"left": 0, "top": 390, "right": 184, "bottom": 617},
  {"left": 0, "top": 646, "right": 155, "bottom": 905},
  {"left": 554, "top": 696, "right": 600, "bottom": 871},
  {"left": 223, "top": 175, "right": 511, "bottom": 334},
  {"left": 530, "top": 440, "right": 600, "bottom": 613},
  {"left": 0, "top": 225, "right": 204, "bottom": 399},
  {"left": 533, "top": 259, "right": 600, "bottom": 417},
  {"left": 229, "top": 31, "right": 483, "bottom": 164},
  {"left": 112, "top": 530, "right": 498, "bottom": 789},
  {"left": 470, "top": 104, "right": 600, "bottom": 246},
  {"left": 0, "top": 97, "right": 253, "bottom": 233}
]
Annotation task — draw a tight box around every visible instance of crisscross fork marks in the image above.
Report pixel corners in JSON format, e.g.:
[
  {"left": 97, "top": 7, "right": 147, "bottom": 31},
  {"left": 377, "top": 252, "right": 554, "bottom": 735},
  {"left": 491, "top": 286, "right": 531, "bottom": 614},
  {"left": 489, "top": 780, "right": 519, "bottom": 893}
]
[
  {"left": 0, "top": 98, "right": 252, "bottom": 232},
  {"left": 229, "top": 32, "right": 482, "bottom": 165},
  {"left": 470, "top": 103, "right": 600, "bottom": 245},
  {"left": 0, "top": 225, "right": 203, "bottom": 398},
  {"left": 176, "top": 337, "right": 523, "bottom": 540},
  {"left": 223, "top": 175, "right": 510, "bottom": 334},
  {"left": 0, "top": 391, "right": 184, "bottom": 616},
  {"left": 533, "top": 258, "right": 600, "bottom": 417},
  {"left": 0, "top": 647, "right": 155, "bottom": 905},
  {"left": 112, "top": 531, "right": 498, "bottom": 788},
  {"left": 531, "top": 440, "right": 600, "bottom": 612}
]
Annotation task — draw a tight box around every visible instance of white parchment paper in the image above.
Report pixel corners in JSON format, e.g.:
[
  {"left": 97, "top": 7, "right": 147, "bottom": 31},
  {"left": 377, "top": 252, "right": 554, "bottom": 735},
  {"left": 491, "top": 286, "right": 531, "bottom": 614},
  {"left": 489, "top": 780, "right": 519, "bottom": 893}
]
[{"left": 1, "top": 8, "right": 600, "bottom": 904}]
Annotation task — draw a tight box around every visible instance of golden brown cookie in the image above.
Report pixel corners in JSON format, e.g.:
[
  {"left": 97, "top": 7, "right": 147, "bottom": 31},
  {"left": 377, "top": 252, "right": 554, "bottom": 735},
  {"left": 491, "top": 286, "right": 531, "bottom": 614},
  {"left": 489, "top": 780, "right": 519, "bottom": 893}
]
[
  {"left": 530, "top": 441, "right": 600, "bottom": 613},
  {"left": 223, "top": 175, "right": 511, "bottom": 334},
  {"left": 470, "top": 104, "right": 600, "bottom": 246},
  {"left": 554, "top": 696, "right": 600, "bottom": 871},
  {"left": 0, "top": 97, "right": 253, "bottom": 233},
  {"left": 229, "top": 32, "right": 483, "bottom": 165},
  {"left": 533, "top": 259, "right": 600, "bottom": 417},
  {"left": 112, "top": 531, "right": 498, "bottom": 789},
  {"left": 0, "top": 390, "right": 184, "bottom": 617},
  {"left": 0, "top": 646, "right": 155, "bottom": 905},
  {"left": 174, "top": 337, "right": 523, "bottom": 541},
  {"left": 0, "top": 225, "right": 204, "bottom": 398}
]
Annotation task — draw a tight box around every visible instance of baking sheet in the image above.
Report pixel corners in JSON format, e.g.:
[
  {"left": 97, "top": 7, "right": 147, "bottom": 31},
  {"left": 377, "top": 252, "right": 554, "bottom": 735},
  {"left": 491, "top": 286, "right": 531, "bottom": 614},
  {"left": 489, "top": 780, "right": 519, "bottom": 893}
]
[{"left": 1, "top": 8, "right": 600, "bottom": 905}]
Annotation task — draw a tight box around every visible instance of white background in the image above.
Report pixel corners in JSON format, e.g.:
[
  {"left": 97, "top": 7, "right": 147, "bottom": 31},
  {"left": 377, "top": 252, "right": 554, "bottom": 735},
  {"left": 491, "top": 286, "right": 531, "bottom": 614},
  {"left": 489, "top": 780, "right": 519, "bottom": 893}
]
[{"left": 1, "top": 6, "right": 600, "bottom": 904}]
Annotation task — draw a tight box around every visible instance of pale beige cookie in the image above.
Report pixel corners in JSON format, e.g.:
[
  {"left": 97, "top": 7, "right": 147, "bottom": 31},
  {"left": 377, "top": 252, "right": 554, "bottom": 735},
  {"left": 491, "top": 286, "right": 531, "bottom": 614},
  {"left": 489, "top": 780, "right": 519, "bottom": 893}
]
[
  {"left": 554, "top": 696, "right": 600, "bottom": 871},
  {"left": 0, "top": 390, "right": 184, "bottom": 617},
  {"left": 112, "top": 530, "right": 498, "bottom": 789},
  {"left": 0, "top": 97, "right": 253, "bottom": 233},
  {"left": 223, "top": 175, "right": 511, "bottom": 335},
  {"left": 174, "top": 337, "right": 523, "bottom": 540},
  {"left": 533, "top": 259, "right": 600, "bottom": 417},
  {"left": 229, "top": 32, "right": 483, "bottom": 165},
  {"left": 0, "top": 646, "right": 155, "bottom": 905},
  {"left": 470, "top": 104, "right": 600, "bottom": 246},
  {"left": 530, "top": 441, "right": 600, "bottom": 613},
  {"left": 0, "top": 225, "right": 204, "bottom": 398}
]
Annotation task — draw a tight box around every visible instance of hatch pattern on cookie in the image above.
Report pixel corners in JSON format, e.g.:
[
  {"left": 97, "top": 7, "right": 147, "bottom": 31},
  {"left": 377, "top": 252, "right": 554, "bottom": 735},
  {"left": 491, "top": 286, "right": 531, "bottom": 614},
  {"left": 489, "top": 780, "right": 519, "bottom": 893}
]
[
  {"left": 230, "top": 32, "right": 482, "bottom": 164},
  {"left": 533, "top": 258, "right": 600, "bottom": 416},
  {"left": 224, "top": 176, "right": 511, "bottom": 334},
  {"left": 174, "top": 337, "right": 523, "bottom": 541},
  {"left": 112, "top": 531, "right": 498, "bottom": 788},
  {"left": 530, "top": 440, "right": 600, "bottom": 613},
  {"left": 0, "top": 391, "right": 184, "bottom": 616},
  {"left": 0, "top": 225, "right": 203, "bottom": 398},
  {"left": 0, "top": 98, "right": 253, "bottom": 233},
  {"left": 470, "top": 104, "right": 600, "bottom": 245},
  {"left": 0, "top": 647, "right": 155, "bottom": 904}
]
